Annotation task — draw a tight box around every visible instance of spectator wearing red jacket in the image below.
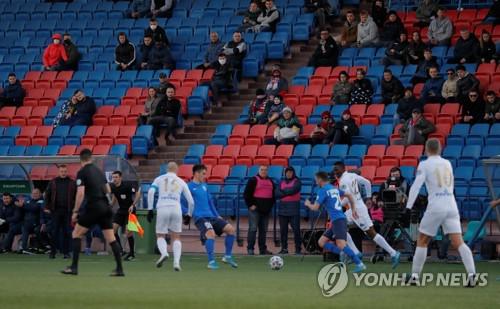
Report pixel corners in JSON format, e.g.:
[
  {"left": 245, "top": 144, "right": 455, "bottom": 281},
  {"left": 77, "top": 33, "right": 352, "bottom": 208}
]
[{"left": 43, "top": 34, "right": 68, "bottom": 71}]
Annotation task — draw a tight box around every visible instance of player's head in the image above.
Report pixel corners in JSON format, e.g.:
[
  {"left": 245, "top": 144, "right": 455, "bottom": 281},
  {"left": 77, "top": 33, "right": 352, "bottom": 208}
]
[
  {"left": 2, "top": 192, "right": 12, "bottom": 205},
  {"left": 333, "top": 161, "right": 346, "bottom": 178},
  {"left": 425, "top": 138, "right": 442, "bottom": 156},
  {"left": 31, "top": 188, "right": 42, "bottom": 200},
  {"left": 58, "top": 164, "right": 68, "bottom": 178},
  {"left": 258, "top": 165, "right": 269, "bottom": 178},
  {"left": 315, "top": 171, "right": 329, "bottom": 187},
  {"left": 79, "top": 148, "right": 92, "bottom": 164},
  {"left": 112, "top": 171, "right": 122, "bottom": 185},
  {"left": 192, "top": 164, "right": 207, "bottom": 182},
  {"left": 167, "top": 162, "right": 178, "bottom": 174}
]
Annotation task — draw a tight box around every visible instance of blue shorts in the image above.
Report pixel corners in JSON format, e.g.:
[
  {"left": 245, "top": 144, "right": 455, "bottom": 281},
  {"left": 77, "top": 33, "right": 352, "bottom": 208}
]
[
  {"left": 323, "top": 218, "right": 348, "bottom": 241},
  {"left": 194, "top": 217, "right": 228, "bottom": 242}
]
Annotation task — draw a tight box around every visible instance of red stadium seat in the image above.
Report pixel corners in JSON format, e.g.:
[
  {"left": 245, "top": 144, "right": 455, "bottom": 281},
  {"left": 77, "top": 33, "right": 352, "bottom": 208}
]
[
  {"left": 76, "top": 145, "right": 93, "bottom": 154},
  {"left": 57, "top": 71, "right": 73, "bottom": 81},
  {"left": 228, "top": 124, "right": 250, "bottom": 145},
  {"left": 170, "top": 70, "right": 187, "bottom": 80},
  {"left": 458, "top": 9, "right": 476, "bottom": 21},
  {"left": 309, "top": 76, "right": 326, "bottom": 86},
  {"left": 295, "top": 105, "right": 313, "bottom": 124},
  {"left": 40, "top": 71, "right": 57, "bottom": 81},
  {"left": 39, "top": 89, "right": 61, "bottom": 107},
  {"left": 35, "top": 80, "right": 52, "bottom": 89},
  {"left": 304, "top": 85, "right": 322, "bottom": 96},
  {"left": 361, "top": 115, "right": 380, "bottom": 125},
  {"left": 270, "top": 144, "right": 293, "bottom": 166},
  {"left": 374, "top": 166, "right": 393, "bottom": 184},
  {"left": 93, "top": 145, "right": 111, "bottom": 155},
  {"left": 0, "top": 106, "right": 17, "bottom": 126},
  {"left": 115, "top": 126, "right": 136, "bottom": 153},
  {"left": 380, "top": 145, "right": 405, "bottom": 166},
  {"left": 246, "top": 125, "right": 267, "bottom": 145},
  {"left": 201, "top": 69, "right": 215, "bottom": 83},
  {"left": 288, "top": 85, "right": 305, "bottom": 95},
  {"left": 235, "top": 145, "right": 258, "bottom": 166},
  {"left": 202, "top": 145, "right": 224, "bottom": 166},
  {"left": 98, "top": 126, "right": 120, "bottom": 145},
  {"left": 30, "top": 166, "right": 48, "bottom": 180},
  {"left": 207, "top": 165, "right": 230, "bottom": 183},
  {"left": 125, "top": 88, "right": 143, "bottom": 98},
  {"left": 82, "top": 126, "right": 104, "bottom": 145},
  {"left": 330, "top": 66, "right": 349, "bottom": 77},
  {"left": 349, "top": 105, "right": 367, "bottom": 118},
  {"left": 27, "top": 106, "right": 49, "bottom": 126},
  {"left": 363, "top": 145, "right": 386, "bottom": 167},
  {"left": 218, "top": 145, "right": 241, "bottom": 166},
  {"left": 366, "top": 104, "right": 385, "bottom": 117},
  {"left": 265, "top": 125, "right": 277, "bottom": 140},
  {"left": 254, "top": 145, "right": 276, "bottom": 166},
  {"left": 45, "top": 165, "right": 59, "bottom": 180},
  {"left": 403, "top": 145, "right": 424, "bottom": 160},
  {"left": 299, "top": 95, "right": 318, "bottom": 106},
  {"left": 24, "top": 71, "right": 42, "bottom": 81},
  {"left": 400, "top": 157, "right": 418, "bottom": 167},
  {"left": 127, "top": 105, "right": 145, "bottom": 125},
  {"left": 186, "top": 69, "right": 203, "bottom": 81},
  {"left": 360, "top": 166, "right": 376, "bottom": 182},
  {"left": 59, "top": 145, "right": 77, "bottom": 156},
  {"left": 413, "top": 83, "right": 424, "bottom": 98},
  {"left": 474, "top": 24, "right": 493, "bottom": 38},
  {"left": 32, "top": 126, "right": 53, "bottom": 146},
  {"left": 423, "top": 103, "right": 441, "bottom": 115},
  {"left": 477, "top": 63, "right": 496, "bottom": 76},
  {"left": 15, "top": 126, "right": 37, "bottom": 146},
  {"left": 109, "top": 105, "right": 131, "bottom": 126},
  {"left": 299, "top": 124, "right": 316, "bottom": 140},
  {"left": 178, "top": 164, "right": 194, "bottom": 181},
  {"left": 24, "top": 89, "right": 44, "bottom": 106},
  {"left": 93, "top": 106, "right": 115, "bottom": 126},
  {"left": 313, "top": 67, "right": 332, "bottom": 77},
  {"left": 12, "top": 106, "right": 33, "bottom": 126}
]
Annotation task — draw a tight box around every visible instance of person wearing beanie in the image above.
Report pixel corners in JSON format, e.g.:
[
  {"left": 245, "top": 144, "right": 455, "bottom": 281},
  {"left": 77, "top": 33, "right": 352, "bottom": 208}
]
[
  {"left": 248, "top": 88, "right": 269, "bottom": 124},
  {"left": 311, "top": 111, "right": 335, "bottom": 145},
  {"left": 263, "top": 94, "right": 285, "bottom": 124},
  {"left": 324, "top": 109, "right": 359, "bottom": 145},
  {"left": 266, "top": 107, "right": 302, "bottom": 145},
  {"left": 265, "top": 69, "right": 288, "bottom": 97},
  {"left": 43, "top": 33, "right": 68, "bottom": 71}
]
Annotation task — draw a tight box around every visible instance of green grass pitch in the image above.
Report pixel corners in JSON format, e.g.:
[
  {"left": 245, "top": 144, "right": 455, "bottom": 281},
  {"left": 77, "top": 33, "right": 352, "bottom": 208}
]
[{"left": 0, "top": 254, "right": 498, "bottom": 309}]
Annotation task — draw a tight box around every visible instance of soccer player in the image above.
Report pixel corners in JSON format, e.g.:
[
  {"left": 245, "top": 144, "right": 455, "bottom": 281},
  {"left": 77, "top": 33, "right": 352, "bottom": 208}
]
[
  {"left": 406, "top": 139, "right": 476, "bottom": 286},
  {"left": 305, "top": 171, "right": 366, "bottom": 273},
  {"left": 333, "top": 161, "right": 401, "bottom": 268},
  {"left": 185, "top": 164, "right": 238, "bottom": 270},
  {"left": 61, "top": 149, "right": 124, "bottom": 276},
  {"left": 110, "top": 171, "right": 141, "bottom": 261},
  {"left": 147, "top": 162, "right": 194, "bottom": 271}
]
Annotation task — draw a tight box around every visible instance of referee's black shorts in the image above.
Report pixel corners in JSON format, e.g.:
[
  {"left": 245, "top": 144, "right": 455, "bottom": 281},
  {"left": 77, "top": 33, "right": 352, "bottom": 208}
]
[{"left": 78, "top": 201, "right": 113, "bottom": 230}]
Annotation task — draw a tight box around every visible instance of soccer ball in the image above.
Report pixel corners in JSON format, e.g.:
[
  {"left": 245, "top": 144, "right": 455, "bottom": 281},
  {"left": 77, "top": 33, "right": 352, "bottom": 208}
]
[{"left": 269, "top": 255, "right": 284, "bottom": 270}]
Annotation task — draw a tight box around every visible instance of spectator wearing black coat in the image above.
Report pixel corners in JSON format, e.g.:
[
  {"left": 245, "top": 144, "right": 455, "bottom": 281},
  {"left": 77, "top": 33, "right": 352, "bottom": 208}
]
[
  {"left": 222, "top": 31, "right": 247, "bottom": 79},
  {"left": 456, "top": 65, "right": 480, "bottom": 102},
  {"left": 137, "top": 34, "right": 154, "bottom": 70},
  {"left": 55, "top": 90, "right": 96, "bottom": 127},
  {"left": 381, "top": 69, "right": 404, "bottom": 104},
  {"left": 407, "top": 31, "right": 426, "bottom": 65},
  {"left": 114, "top": 32, "right": 136, "bottom": 71},
  {"left": 396, "top": 87, "right": 421, "bottom": 123},
  {"left": 397, "top": 108, "right": 436, "bottom": 145},
  {"left": 304, "top": 0, "right": 329, "bottom": 28},
  {"left": 448, "top": 29, "right": 481, "bottom": 64},
  {"left": 371, "top": 0, "right": 387, "bottom": 28},
  {"left": 237, "top": 2, "right": 261, "bottom": 33},
  {"left": 210, "top": 54, "right": 234, "bottom": 108},
  {"left": 379, "top": 11, "right": 405, "bottom": 46},
  {"left": 0, "top": 193, "right": 22, "bottom": 253},
  {"left": 20, "top": 189, "right": 44, "bottom": 253},
  {"left": 382, "top": 32, "right": 409, "bottom": 66},
  {"left": 420, "top": 66, "right": 445, "bottom": 104},
  {"left": 148, "top": 85, "right": 181, "bottom": 144},
  {"left": 62, "top": 34, "right": 80, "bottom": 71},
  {"left": 479, "top": 31, "right": 498, "bottom": 64},
  {"left": 324, "top": 109, "right": 359, "bottom": 145},
  {"left": 308, "top": 28, "right": 339, "bottom": 67},
  {"left": 484, "top": 91, "right": 500, "bottom": 123},
  {"left": 461, "top": 90, "right": 485, "bottom": 125},
  {"left": 350, "top": 69, "right": 373, "bottom": 104},
  {"left": 411, "top": 48, "right": 439, "bottom": 85},
  {"left": 148, "top": 41, "right": 174, "bottom": 70},
  {"left": 144, "top": 18, "right": 169, "bottom": 46},
  {"left": 0, "top": 73, "right": 25, "bottom": 108}
]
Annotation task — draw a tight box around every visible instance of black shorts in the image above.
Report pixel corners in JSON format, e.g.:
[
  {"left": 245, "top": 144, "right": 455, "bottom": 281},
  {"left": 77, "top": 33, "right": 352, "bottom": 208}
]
[
  {"left": 195, "top": 217, "right": 228, "bottom": 242},
  {"left": 113, "top": 210, "right": 130, "bottom": 227},
  {"left": 78, "top": 202, "right": 113, "bottom": 230},
  {"left": 323, "top": 218, "right": 348, "bottom": 241}
]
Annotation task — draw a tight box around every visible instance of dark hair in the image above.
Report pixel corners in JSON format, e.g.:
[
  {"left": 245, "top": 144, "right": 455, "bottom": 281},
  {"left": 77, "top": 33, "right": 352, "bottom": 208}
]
[
  {"left": 319, "top": 27, "right": 330, "bottom": 33},
  {"left": 360, "top": 10, "right": 369, "bottom": 16},
  {"left": 118, "top": 32, "right": 126, "bottom": 37},
  {"left": 144, "top": 34, "right": 153, "bottom": 39},
  {"left": 7, "top": 72, "right": 16, "bottom": 78},
  {"left": 192, "top": 164, "right": 207, "bottom": 174},
  {"left": 3, "top": 192, "right": 11, "bottom": 197},
  {"left": 79, "top": 148, "right": 92, "bottom": 161},
  {"left": 58, "top": 164, "right": 67, "bottom": 168},
  {"left": 315, "top": 171, "right": 329, "bottom": 182},
  {"left": 233, "top": 30, "right": 241, "bottom": 35},
  {"left": 404, "top": 87, "right": 413, "bottom": 92},
  {"left": 486, "top": 90, "right": 496, "bottom": 96},
  {"left": 346, "top": 10, "right": 354, "bottom": 15},
  {"left": 149, "top": 17, "right": 157, "bottom": 22},
  {"left": 334, "top": 161, "right": 345, "bottom": 169},
  {"left": 166, "top": 85, "right": 176, "bottom": 92},
  {"left": 112, "top": 171, "right": 122, "bottom": 177},
  {"left": 390, "top": 167, "right": 401, "bottom": 174},
  {"left": 356, "top": 68, "right": 366, "bottom": 75},
  {"left": 383, "top": 69, "right": 392, "bottom": 74},
  {"left": 339, "top": 70, "right": 349, "bottom": 78}
]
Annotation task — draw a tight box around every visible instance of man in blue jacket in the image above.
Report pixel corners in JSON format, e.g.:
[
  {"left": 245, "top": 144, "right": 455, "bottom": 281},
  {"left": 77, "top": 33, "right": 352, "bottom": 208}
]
[
  {"left": 420, "top": 66, "right": 445, "bottom": 104},
  {"left": 196, "top": 32, "right": 224, "bottom": 71},
  {"left": 20, "top": 189, "right": 44, "bottom": 254},
  {"left": 0, "top": 73, "right": 26, "bottom": 108},
  {"left": 0, "top": 193, "right": 23, "bottom": 253}
]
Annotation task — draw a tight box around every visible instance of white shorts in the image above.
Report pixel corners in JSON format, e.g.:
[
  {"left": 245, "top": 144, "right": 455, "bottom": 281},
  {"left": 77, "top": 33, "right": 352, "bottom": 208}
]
[
  {"left": 345, "top": 203, "right": 373, "bottom": 232},
  {"left": 155, "top": 206, "right": 182, "bottom": 234},
  {"left": 418, "top": 209, "right": 462, "bottom": 237}
]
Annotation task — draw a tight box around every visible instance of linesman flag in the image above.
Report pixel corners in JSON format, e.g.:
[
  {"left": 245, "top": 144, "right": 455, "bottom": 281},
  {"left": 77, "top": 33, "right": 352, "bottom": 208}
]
[{"left": 127, "top": 213, "right": 144, "bottom": 237}]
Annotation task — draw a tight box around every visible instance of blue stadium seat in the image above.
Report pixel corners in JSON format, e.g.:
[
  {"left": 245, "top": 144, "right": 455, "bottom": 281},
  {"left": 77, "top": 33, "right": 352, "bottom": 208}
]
[
  {"left": 268, "top": 165, "right": 284, "bottom": 181},
  {"left": 0, "top": 145, "right": 9, "bottom": 156},
  {"left": 210, "top": 124, "right": 232, "bottom": 146},
  {"left": 460, "top": 145, "right": 482, "bottom": 167},
  {"left": 48, "top": 125, "right": 70, "bottom": 146},
  {"left": 41, "top": 145, "right": 60, "bottom": 156},
  {"left": 352, "top": 125, "right": 375, "bottom": 145},
  {"left": 300, "top": 165, "right": 320, "bottom": 185},
  {"left": 131, "top": 125, "right": 153, "bottom": 155},
  {"left": 289, "top": 144, "right": 312, "bottom": 166},
  {"left": 65, "top": 125, "right": 87, "bottom": 146},
  {"left": 307, "top": 144, "right": 330, "bottom": 166},
  {"left": 345, "top": 145, "right": 367, "bottom": 166},
  {"left": 25, "top": 145, "right": 42, "bottom": 156},
  {"left": 109, "top": 144, "right": 127, "bottom": 158},
  {"left": 8, "top": 146, "right": 26, "bottom": 156},
  {"left": 455, "top": 166, "right": 474, "bottom": 186},
  {"left": 443, "top": 145, "right": 462, "bottom": 166},
  {"left": 226, "top": 165, "right": 247, "bottom": 184},
  {"left": 0, "top": 126, "right": 20, "bottom": 145},
  {"left": 183, "top": 144, "right": 206, "bottom": 164}
]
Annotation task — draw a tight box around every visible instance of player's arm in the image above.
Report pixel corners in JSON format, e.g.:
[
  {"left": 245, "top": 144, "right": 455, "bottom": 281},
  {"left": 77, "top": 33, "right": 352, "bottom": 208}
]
[
  {"left": 181, "top": 182, "right": 195, "bottom": 217},
  {"left": 104, "top": 183, "right": 114, "bottom": 205},
  {"left": 342, "top": 191, "right": 358, "bottom": 219},
  {"left": 72, "top": 186, "right": 85, "bottom": 223},
  {"left": 406, "top": 165, "right": 425, "bottom": 210},
  {"left": 305, "top": 190, "right": 325, "bottom": 211},
  {"left": 147, "top": 181, "right": 158, "bottom": 211},
  {"left": 355, "top": 174, "right": 372, "bottom": 198}
]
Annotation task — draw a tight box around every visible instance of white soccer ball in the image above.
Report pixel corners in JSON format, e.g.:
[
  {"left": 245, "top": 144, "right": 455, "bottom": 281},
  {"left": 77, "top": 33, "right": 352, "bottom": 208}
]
[{"left": 269, "top": 255, "right": 284, "bottom": 270}]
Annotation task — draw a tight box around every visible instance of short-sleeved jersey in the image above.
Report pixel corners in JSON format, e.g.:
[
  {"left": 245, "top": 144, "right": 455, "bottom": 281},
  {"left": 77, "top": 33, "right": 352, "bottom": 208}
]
[
  {"left": 110, "top": 181, "right": 137, "bottom": 211},
  {"left": 315, "top": 183, "right": 345, "bottom": 221},
  {"left": 150, "top": 172, "right": 193, "bottom": 210},
  {"left": 188, "top": 181, "right": 219, "bottom": 219},
  {"left": 338, "top": 172, "right": 371, "bottom": 207},
  {"left": 76, "top": 163, "right": 108, "bottom": 205}
]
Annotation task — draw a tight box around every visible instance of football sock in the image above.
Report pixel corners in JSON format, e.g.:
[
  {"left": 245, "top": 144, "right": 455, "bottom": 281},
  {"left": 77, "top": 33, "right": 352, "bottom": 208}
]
[
  {"left": 224, "top": 234, "right": 235, "bottom": 257},
  {"left": 173, "top": 240, "right": 182, "bottom": 266},
  {"left": 205, "top": 238, "right": 215, "bottom": 262},
  {"left": 157, "top": 238, "right": 168, "bottom": 257},
  {"left": 70, "top": 238, "right": 81, "bottom": 270},
  {"left": 411, "top": 246, "right": 427, "bottom": 277},
  {"left": 324, "top": 242, "right": 341, "bottom": 254},
  {"left": 114, "top": 233, "right": 122, "bottom": 252},
  {"left": 346, "top": 233, "right": 360, "bottom": 255},
  {"left": 110, "top": 241, "right": 123, "bottom": 272},
  {"left": 373, "top": 234, "right": 396, "bottom": 257},
  {"left": 343, "top": 246, "right": 361, "bottom": 265},
  {"left": 458, "top": 243, "right": 476, "bottom": 275},
  {"left": 127, "top": 236, "right": 135, "bottom": 255}
]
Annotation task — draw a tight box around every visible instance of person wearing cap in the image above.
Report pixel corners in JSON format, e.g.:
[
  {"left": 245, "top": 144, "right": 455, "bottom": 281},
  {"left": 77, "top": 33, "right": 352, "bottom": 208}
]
[
  {"left": 62, "top": 34, "right": 81, "bottom": 71},
  {"left": 411, "top": 48, "right": 439, "bottom": 85},
  {"left": 397, "top": 108, "right": 436, "bottom": 145},
  {"left": 53, "top": 90, "right": 96, "bottom": 127},
  {"left": 379, "top": 11, "right": 405, "bottom": 46},
  {"left": 448, "top": 29, "right": 480, "bottom": 64},
  {"left": 396, "top": 87, "right": 421, "bottom": 124},
  {"left": 43, "top": 33, "right": 68, "bottom": 71},
  {"left": 428, "top": 7, "right": 453, "bottom": 46},
  {"left": 248, "top": 88, "right": 269, "bottom": 124},
  {"left": 308, "top": 27, "right": 339, "bottom": 68},
  {"left": 311, "top": 111, "right": 335, "bottom": 145},
  {"left": 196, "top": 32, "right": 224, "bottom": 71},
  {"left": 332, "top": 71, "right": 352, "bottom": 104},
  {"left": 420, "top": 66, "right": 445, "bottom": 104},
  {"left": 210, "top": 53, "right": 234, "bottom": 108},
  {"left": 456, "top": 65, "right": 480, "bottom": 102},
  {"left": 441, "top": 68, "right": 458, "bottom": 102},
  {"left": 461, "top": 90, "right": 485, "bottom": 125},
  {"left": 350, "top": 69, "right": 373, "bottom": 105},
  {"left": 0, "top": 72, "right": 25, "bottom": 108},
  {"left": 115, "top": 32, "right": 136, "bottom": 71},
  {"left": 381, "top": 69, "right": 404, "bottom": 104},
  {"left": 324, "top": 109, "right": 359, "bottom": 146},
  {"left": 265, "top": 69, "right": 288, "bottom": 97},
  {"left": 267, "top": 107, "right": 302, "bottom": 145},
  {"left": 264, "top": 95, "right": 285, "bottom": 124},
  {"left": 275, "top": 167, "right": 302, "bottom": 255},
  {"left": 0, "top": 193, "right": 22, "bottom": 253},
  {"left": 484, "top": 91, "right": 500, "bottom": 123}
]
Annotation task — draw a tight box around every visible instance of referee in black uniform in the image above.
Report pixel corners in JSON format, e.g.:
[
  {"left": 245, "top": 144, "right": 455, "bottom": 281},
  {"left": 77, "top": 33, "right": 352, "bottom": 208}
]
[
  {"left": 61, "top": 149, "right": 124, "bottom": 276},
  {"left": 110, "top": 171, "right": 141, "bottom": 261}
]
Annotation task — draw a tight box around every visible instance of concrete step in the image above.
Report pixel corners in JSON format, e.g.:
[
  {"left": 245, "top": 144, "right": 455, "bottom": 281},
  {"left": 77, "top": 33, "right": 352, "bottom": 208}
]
[
  {"left": 175, "top": 132, "right": 213, "bottom": 139},
  {"left": 184, "top": 126, "right": 216, "bottom": 133},
  {"left": 194, "top": 119, "right": 238, "bottom": 126}
]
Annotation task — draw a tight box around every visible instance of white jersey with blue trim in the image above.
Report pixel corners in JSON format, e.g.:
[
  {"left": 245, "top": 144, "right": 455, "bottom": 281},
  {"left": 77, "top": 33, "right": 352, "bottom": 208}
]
[
  {"left": 338, "top": 172, "right": 372, "bottom": 208},
  {"left": 148, "top": 172, "right": 194, "bottom": 211}
]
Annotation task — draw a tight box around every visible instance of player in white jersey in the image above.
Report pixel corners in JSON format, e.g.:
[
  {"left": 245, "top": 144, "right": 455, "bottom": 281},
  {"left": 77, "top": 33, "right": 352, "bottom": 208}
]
[
  {"left": 333, "top": 161, "right": 401, "bottom": 269},
  {"left": 405, "top": 139, "right": 476, "bottom": 286},
  {"left": 147, "top": 162, "right": 194, "bottom": 271}
]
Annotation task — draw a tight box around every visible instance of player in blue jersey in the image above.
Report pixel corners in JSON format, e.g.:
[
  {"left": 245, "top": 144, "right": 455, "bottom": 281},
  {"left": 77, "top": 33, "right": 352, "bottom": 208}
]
[
  {"left": 305, "top": 171, "right": 367, "bottom": 273},
  {"left": 184, "top": 164, "right": 238, "bottom": 270}
]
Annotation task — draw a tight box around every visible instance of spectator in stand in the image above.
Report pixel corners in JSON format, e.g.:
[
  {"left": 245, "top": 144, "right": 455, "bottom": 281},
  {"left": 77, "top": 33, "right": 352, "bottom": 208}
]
[
  {"left": 461, "top": 90, "right": 485, "bottom": 125},
  {"left": 397, "top": 108, "right": 436, "bottom": 145},
  {"left": 484, "top": 91, "right": 500, "bottom": 123},
  {"left": 275, "top": 166, "right": 302, "bottom": 255},
  {"left": 420, "top": 66, "right": 445, "bottom": 104},
  {"left": 158, "top": 72, "right": 174, "bottom": 95},
  {"left": 382, "top": 32, "right": 409, "bottom": 66},
  {"left": 253, "top": 0, "right": 280, "bottom": 33},
  {"left": 196, "top": 32, "right": 224, "bottom": 71},
  {"left": 371, "top": 0, "right": 387, "bottom": 28},
  {"left": 324, "top": 109, "right": 359, "bottom": 145},
  {"left": 148, "top": 0, "right": 174, "bottom": 18},
  {"left": 356, "top": 10, "right": 379, "bottom": 47},
  {"left": 441, "top": 68, "right": 458, "bottom": 102},
  {"left": 368, "top": 199, "right": 384, "bottom": 233},
  {"left": 148, "top": 40, "right": 174, "bottom": 70},
  {"left": 340, "top": 10, "right": 358, "bottom": 47},
  {"left": 238, "top": 2, "right": 261, "bottom": 33},
  {"left": 381, "top": 69, "right": 404, "bottom": 104},
  {"left": 396, "top": 87, "right": 421, "bottom": 123},
  {"left": 248, "top": 88, "right": 269, "bottom": 125},
  {"left": 137, "top": 34, "right": 154, "bottom": 70},
  {"left": 144, "top": 18, "right": 169, "bottom": 46},
  {"left": 115, "top": 32, "right": 136, "bottom": 71},
  {"left": 138, "top": 86, "right": 164, "bottom": 125},
  {"left": 485, "top": 0, "right": 500, "bottom": 24},
  {"left": 0, "top": 73, "right": 25, "bottom": 108},
  {"left": 308, "top": 27, "right": 339, "bottom": 68},
  {"left": 53, "top": 90, "right": 96, "bottom": 127},
  {"left": 244, "top": 165, "right": 275, "bottom": 255},
  {"left": 407, "top": 31, "right": 426, "bottom": 65},
  {"left": 267, "top": 107, "right": 302, "bottom": 145},
  {"left": 210, "top": 53, "right": 234, "bottom": 108},
  {"left": 448, "top": 29, "right": 480, "bottom": 64},
  {"left": 20, "top": 189, "right": 44, "bottom": 254},
  {"left": 126, "top": 0, "right": 151, "bottom": 19},
  {"left": 265, "top": 68, "right": 288, "bottom": 97},
  {"left": 43, "top": 33, "right": 68, "bottom": 71},
  {"left": 0, "top": 193, "right": 22, "bottom": 253},
  {"left": 415, "top": 0, "right": 439, "bottom": 27},
  {"left": 62, "top": 33, "right": 81, "bottom": 71},
  {"left": 332, "top": 71, "right": 352, "bottom": 104},
  {"left": 379, "top": 11, "right": 405, "bottom": 47},
  {"left": 456, "top": 65, "right": 480, "bottom": 102},
  {"left": 479, "top": 30, "right": 498, "bottom": 64},
  {"left": 311, "top": 111, "right": 335, "bottom": 145},
  {"left": 411, "top": 48, "right": 439, "bottom": 85},
  {"left": 222, "top": 31, "right": 247, "bottom": 79},
  {"left": 381, "top": 167, "right": 409, "bottom": 198},
  {"left": 350, "top": 69, "right": 373, "bottom": 105},
  {"left": 149, "top": 85, "right": 181, "bottom": 145},
  {"left": 264, "top": 95, "right": 285, "bottom": 124},
  {"left": 304, "top": 0, "right": 329, "bottom": 29},
  {"left": 428, "top": 7, "right": 453, "bottom": 46}
]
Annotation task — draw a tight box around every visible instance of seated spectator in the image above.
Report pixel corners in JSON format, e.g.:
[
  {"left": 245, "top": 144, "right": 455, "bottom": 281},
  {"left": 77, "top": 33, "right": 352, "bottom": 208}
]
[
  {"left": 380, "top": 167, "right": 409, "bottom": 205},
  {"left": 441, "top": 68, "right": 458, "bottom": 102},
  {"left": 340, "top": 10, "right": 358, "bottom": 47},
  {"left": 248, "top": 88, "right": 269, "bottom": 125},
  {"left": 350, "top": 69, "right": 373, "bottom": 105},
  {"left": 304, "top": 0, "right": 329, "bottom": 28},
  {"left": 20, "top": 189, "right": 44, "bottom": 254},
  {"left": 456, "top": 65, "right": 480, "bottom": 102},
  {"left": 222, "top": 31, "right": 247, "bottom": 79},
  {"left": 126, "top": 0, "right": 151, "bottom": 19},
  {"left": 411, "top": 48, "right": 439, "bottom": 85},
  {"left": 195, "top": 32, "right": 224, "bottom": 71},
  {"left": 332, "top": 71, "right": 352, "bottom": 104},
  {"left": 382, "top": 32, "right": 409, "bottom": 66},
  {"left": 356, "top": 10, "right": 379, "bottom": 47},
  {"left": 484, "top": 90, "right": 500, "bottom": 123},
  {"left": 148, "top": 85, "right": 181, "bottom": 145},
  {"left": 371, "top": 0, "right": 387, "bottom": 28},
  {"left": 381, "top": 69, "right": 404, "bottom": 104},
  {"left": 324, "top": 109, "right": 359, "bottom": 145},
  {"left": 396, "top": 87, "right": 421, "bottom": 123},
  {"left": 448, "top": 29, "right": 480, "bottom": 64},
  {"left": 238, "top": 2, "right": 261, "bottom": 33},
  {"left": 267, "top": 107, "right": 302, "bottom": 145},
  {"left": 479, "top": 30, "right": 498, "bottom": 64},
  {"left": 265, "top": 69, "right": 288, "bottom": 97},
  {"left": 485, "top": 0, "right": 500, "bottom": 24},
  {"left": 379, "top": 11, "right": 405, "bottom": 46},
  {"left": 308, "top": 27, "right": 339, "bottom": 68},
  {"left": 158, "top": 72, "right": 175, "bottom": 95},
  {"left": 0, "top": 193, "right": 22, "bottom": 253},
  {"left": 311, "top": 111, "right": 335, "bottom": 145},
  {"left": 62, "top": 33, "right": 81, "bottom": 71},
  {"left": 420, "top": 66, "right": 445, "bottom": 104},
  {"left": 210, "top": 53, "right": 234, "bottom": 108},
  {"left": 0, "top": 73, "right": 25, "bottom": 108},
  {"left": 138, "top": 87, "right": 164, "bottom": 125},
  {"left": 144, "top": 18, "right": 169, "bottom": 46},
  {"left": 43, "top": 33, "right": 68, "bottom": 71},
  {"left": 407, "top": 31, "right": 426, "bottom": 65},
  {"left": 428, "top": 7, "right": 453, "bottom": 46},
  {"left": 264, "top": 95, "right": 285, "bottom": 124},
  {"left": 415, "top": 0, "right": 439, "bottom": 27},
  {"left": 137, "top": 34, "right": 154, "bottom": 70},
  {"left": 461, "top": 90, "right": 485, "bottom": 125},
  {"left": 253, "top": 0, "right": 280, "bottom": 33},
  {"left": 114, "top": 32, "right": 136, "bottom": 71},
  {"left": 54, "top": 90, "right": 96, "bottom": 127},
  {"left": 148, "top": 0, "right": 174, "bottom": 18},
  {"left": 397, "top": 108, "right": 436, "bottom": 145},
  {"left": 148, "top": 40, "right": 174, "bottom": 70}
]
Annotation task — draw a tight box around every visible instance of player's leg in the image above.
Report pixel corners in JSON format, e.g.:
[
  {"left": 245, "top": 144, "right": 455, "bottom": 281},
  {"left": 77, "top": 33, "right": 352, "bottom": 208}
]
[
  {"left": 221, "top": 222, "right": 238, "bottom": 268},
  {"left": 333, "top": 219, "right": 365, "bottom": 272},
  {"left": 102, "top": 228, "right": 124, "bottom": 276},
  {"left": 124, "top": 229, "right": 135, "bottom": 260},
  {"left": 155, "top": 208, "right": 170, "bottom": 266},
  {"left": 112, "top": 222, "right": 123, "bottom": 254},
  {"left": 410, "top": 232, "right": 432, "bottom": 281},
  {"left": 169, "top": 208, "right": 183, "bottom": 271},
  {"left": 61, "top": 224, "right": 88, "bottom": 275},
  {"left": 204, "top": 229, "right": 218, "bottom": 269},
  {"left": 346, "top": 232, "right": 361, "bottom": 256}
]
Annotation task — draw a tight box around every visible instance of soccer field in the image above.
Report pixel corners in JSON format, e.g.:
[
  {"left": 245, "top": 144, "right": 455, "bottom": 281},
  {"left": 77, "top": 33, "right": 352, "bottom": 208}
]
[{"left": 0, "top": 254, "right": 498, "bottom": 309}]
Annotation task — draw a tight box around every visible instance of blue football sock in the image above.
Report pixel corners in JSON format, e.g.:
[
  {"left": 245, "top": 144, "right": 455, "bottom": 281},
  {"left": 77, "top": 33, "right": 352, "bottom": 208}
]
[
  {"left": 324, "top": 242, "right": 341, "bottom": 254},
  {"left": 343, "top": 246, "right": 361, "bottom": 265},
  {"left": 205, "top": 238, "right": 215, "bottom": 262},
  {"left": 225, "top": 234, "right": 235, "bottom": 257}
]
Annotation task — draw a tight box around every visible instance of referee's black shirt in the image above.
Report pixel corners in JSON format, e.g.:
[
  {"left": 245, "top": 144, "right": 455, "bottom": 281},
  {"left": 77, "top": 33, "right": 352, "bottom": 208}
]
[
  {"left": 76, "top": 163, "right": 108, "bottom": 206},
  {"left": 110, "top": 182, "right": 137, "bottom": 211}
]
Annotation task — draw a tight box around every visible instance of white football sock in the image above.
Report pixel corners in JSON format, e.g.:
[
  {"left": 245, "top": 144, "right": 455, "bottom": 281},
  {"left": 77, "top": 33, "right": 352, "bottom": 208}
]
[
  {"left": 411, "top": 246, "right": 427, "bottom": 277},
  {"left": 373, "top": 234, "right": 396, "bottom": 257},
  {"left": 346, "top": 233, "right": 360, "bottom": 255},
  {"left": 458, "top": 243, "right": 476, "bottom": 275},
  {"left": 173, "top": 240, "right": 182, "bottom": 266},
  {"left": 157, "top": 238, "right": 168, "bottom": 257}
]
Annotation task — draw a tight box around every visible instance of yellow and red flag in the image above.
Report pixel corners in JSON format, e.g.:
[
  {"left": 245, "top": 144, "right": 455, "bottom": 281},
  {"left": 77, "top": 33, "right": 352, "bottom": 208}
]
[{"left": 127, "top": 213, "right": 144, "bottom": 237}]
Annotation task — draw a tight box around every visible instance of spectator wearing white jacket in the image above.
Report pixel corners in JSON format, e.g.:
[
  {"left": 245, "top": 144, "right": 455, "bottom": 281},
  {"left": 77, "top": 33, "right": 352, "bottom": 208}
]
[
  {"left": 356, "top": 11, "right": 379, "bottom": 47},
  {"left": 428, "top": 8, "right": 453, "bottom": 46}
]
